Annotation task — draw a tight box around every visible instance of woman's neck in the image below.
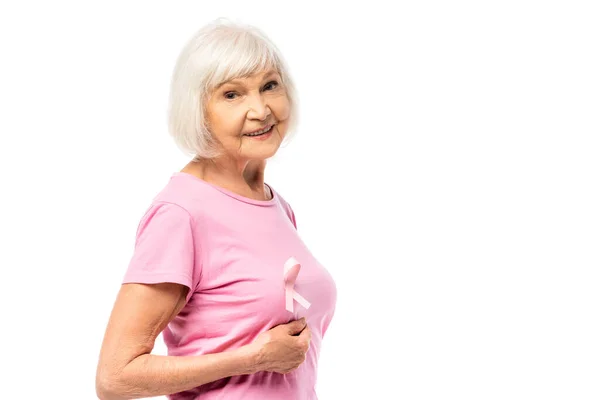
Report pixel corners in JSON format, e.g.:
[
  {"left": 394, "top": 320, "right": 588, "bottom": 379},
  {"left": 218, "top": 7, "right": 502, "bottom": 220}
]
[{"left": 181, "top": 158, "right": 270, "bottom": 201}]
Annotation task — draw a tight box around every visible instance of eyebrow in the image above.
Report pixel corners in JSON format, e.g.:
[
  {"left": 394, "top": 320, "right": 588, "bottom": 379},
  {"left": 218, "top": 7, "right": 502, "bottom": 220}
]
[{"left": 217, "top": 70, "right": 279, "bottom": 89}]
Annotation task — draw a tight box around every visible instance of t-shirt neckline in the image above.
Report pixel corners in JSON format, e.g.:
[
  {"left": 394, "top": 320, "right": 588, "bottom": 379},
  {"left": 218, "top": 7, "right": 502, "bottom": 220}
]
[{"left": 171, "top": 172, "right": 277, "bottom": 207}]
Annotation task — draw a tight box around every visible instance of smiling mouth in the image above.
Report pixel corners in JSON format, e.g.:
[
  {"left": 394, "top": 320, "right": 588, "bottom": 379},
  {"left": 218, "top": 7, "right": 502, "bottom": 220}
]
[{"left": 243, "top": 124, "right": 275, "bottom": 137}]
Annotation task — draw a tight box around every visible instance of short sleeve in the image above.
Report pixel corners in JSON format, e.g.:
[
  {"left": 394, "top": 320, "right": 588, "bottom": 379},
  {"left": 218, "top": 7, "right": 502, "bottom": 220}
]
[{"left": 123, "top": 202, "right": 199, "bottom": 304}]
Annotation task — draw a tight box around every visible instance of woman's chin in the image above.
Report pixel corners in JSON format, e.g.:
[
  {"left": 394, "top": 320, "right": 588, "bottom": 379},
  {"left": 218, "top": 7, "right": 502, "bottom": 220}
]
[
  {"left": 241, "top": 138, "right": 284, "bottom": 159},
  {"left": 246, "top": 146, "right": 281, "bottom": 160}
]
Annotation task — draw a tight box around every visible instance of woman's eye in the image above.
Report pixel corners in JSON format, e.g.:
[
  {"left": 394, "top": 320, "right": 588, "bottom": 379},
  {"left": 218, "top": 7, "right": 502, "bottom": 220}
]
[
  {"left": 224, "top": 92, "right": 238, "bottom": 100},
  {"left": 264, "top": 81, "right": 279, "bottom": 91}
]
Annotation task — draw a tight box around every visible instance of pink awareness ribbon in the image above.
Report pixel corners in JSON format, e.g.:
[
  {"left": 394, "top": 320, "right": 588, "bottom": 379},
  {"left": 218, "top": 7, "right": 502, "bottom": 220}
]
[{"left": 284, "top": 257, "right": 311, "bottom": 313}]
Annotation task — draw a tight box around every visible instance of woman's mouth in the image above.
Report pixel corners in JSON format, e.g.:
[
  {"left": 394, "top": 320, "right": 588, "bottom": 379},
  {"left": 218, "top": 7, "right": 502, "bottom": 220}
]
[{"left": 243, "top": 124, "right": 275, "bottom": 139}]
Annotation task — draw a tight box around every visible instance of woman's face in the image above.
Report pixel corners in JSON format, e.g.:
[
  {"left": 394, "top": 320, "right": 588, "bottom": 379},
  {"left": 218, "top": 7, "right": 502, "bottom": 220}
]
[{"left": 205, "top": 69, "right": 291, "bottom": 161}]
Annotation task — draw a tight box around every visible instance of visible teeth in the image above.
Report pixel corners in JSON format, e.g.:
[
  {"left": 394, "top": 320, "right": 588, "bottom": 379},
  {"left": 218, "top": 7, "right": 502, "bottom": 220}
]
[{"left": 245, "top": 125, "right": 272, "bottom": 136}]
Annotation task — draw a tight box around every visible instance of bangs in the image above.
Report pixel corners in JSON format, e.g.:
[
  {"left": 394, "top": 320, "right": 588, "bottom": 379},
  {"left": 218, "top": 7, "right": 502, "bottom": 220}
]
[{"left": 202, "top": 29, "right": 281, "bottom": 93}]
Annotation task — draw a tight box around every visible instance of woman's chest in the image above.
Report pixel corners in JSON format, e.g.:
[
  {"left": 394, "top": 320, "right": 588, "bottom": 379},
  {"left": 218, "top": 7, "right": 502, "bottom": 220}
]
[{"left": 192, "top": 223, "right": 337, "bottom": 328}]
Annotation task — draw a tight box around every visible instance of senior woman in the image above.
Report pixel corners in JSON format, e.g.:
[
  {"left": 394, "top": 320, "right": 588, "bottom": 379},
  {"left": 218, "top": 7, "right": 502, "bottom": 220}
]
[{"left": 95, "top": 19, "right": 337, "bottom": 400}]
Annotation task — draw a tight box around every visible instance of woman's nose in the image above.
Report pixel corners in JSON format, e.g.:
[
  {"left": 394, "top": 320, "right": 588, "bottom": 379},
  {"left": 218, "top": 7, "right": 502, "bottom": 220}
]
[{"left": 246, "top": 97, "right": 272, "bottom": 120}]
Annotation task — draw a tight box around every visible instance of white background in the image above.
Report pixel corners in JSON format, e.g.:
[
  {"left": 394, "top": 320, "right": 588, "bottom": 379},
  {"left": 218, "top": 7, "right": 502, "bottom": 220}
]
[{"left": 1, "top": 1, "right": 598, "bottom": 399}]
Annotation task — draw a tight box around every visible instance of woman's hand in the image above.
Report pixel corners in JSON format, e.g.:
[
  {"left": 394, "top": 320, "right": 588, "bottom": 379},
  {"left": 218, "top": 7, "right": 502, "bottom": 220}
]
[{"left": 249, "top": 318, "right": 312, "bottom": 374}]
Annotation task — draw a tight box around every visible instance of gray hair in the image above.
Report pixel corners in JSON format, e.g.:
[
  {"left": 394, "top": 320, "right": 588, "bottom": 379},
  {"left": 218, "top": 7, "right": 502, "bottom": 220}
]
[{"left": 167, "top": 18, "right": 300, "bottom": 160}]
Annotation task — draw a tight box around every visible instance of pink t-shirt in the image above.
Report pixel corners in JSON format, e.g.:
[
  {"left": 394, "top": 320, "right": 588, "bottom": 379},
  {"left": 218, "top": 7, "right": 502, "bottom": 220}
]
[{"left": 122, "top": 172, "right": 337, "bottom": 399}]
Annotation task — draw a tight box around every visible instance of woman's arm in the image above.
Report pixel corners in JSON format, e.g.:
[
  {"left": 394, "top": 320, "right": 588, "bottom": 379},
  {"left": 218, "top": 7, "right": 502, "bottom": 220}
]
[{"left": 95, "top": 282, "right": 259, "bottom": 400}]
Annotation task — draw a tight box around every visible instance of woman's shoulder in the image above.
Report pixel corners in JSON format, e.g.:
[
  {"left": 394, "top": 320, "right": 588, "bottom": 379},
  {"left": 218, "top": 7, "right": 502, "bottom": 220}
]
[
  {"left": 268, "top": 186, "right": 297, "bottom": 228},
  {"left": 141, "top": 173, "right": 208, "bottom": 221}
]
